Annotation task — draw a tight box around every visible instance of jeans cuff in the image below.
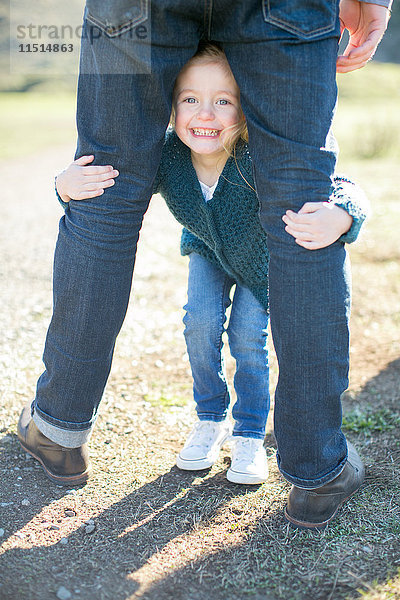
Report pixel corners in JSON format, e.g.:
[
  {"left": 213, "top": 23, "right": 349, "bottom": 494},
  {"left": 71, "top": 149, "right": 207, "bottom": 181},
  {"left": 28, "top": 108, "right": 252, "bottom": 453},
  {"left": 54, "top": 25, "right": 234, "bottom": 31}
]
[
  {"left": 32, "top": 406, "right": 94, "bottom": 448},
  {"left": 277, "top": 450, "right": 348, "bottom": 489},
  {"left": 198, "top": 413, "right": 228, "bottom": 422},
  {"left": 232, "top": 431, "right": 265, "bottom": 440}
]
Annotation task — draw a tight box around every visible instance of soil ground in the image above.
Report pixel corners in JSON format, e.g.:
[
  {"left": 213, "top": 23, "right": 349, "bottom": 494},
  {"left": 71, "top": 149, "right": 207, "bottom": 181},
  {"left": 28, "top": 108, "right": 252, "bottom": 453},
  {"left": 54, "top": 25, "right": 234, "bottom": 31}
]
[{"left": 0, "top": 143, "right": 399, "bottom": 600}]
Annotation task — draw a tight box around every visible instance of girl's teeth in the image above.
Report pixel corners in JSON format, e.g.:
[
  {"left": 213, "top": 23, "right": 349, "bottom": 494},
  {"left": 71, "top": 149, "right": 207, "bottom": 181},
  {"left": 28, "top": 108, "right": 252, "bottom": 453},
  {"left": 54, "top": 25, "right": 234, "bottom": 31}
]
[{"left": 192, "top": 129, "right": 219, "bottom": 136}]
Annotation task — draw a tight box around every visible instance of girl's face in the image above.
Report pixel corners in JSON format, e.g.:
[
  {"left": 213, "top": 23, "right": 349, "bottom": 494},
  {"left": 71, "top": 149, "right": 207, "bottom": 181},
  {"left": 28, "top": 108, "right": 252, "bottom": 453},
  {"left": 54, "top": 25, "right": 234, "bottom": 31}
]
[{"left": 174, "top": 61, "right": 242, "bottom": 161}]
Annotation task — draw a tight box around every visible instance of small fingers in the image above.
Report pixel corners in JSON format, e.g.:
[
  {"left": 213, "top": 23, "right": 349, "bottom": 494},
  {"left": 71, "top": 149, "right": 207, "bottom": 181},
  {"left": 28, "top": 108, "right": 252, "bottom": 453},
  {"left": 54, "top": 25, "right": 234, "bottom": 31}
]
[
  {"left": 73, "top": 157, "right": 119, "bottom": 178},
  {"left": 100, "top": 178, "right": 116, "bottom": 189},
  {"left": 81, "top": 180, "right": 115, "bottom": 194},
  {"left": 284, "top": 224, "right": 316, "bottom": 241},
  {"left": 76, "top": 189, "right": 105, "bottom": 200},
  {"left": 283, "top": 211, "right": 315, "bottom": 226},
  {"left": 74, "top": 155, "right": 95, "bottom": 166},
  {"left": 83, "top": 172, "right": 118, "bottom": 186},
  {"left": 76, "top": 177, "right": 116, "bottom": 197},
  {"left": 297, "top": 202, "right": 325, "bottom": 214},
  {"left": 295, "top": 239, "right": 324, "bottom": 250},
  {"left": 83, "top": 166, "right": 118, "bottom": 177}
]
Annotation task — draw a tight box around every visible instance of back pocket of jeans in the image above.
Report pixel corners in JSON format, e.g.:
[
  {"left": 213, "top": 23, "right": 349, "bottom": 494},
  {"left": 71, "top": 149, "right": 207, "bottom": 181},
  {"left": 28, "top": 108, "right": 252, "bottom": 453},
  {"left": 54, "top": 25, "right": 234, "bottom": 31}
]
[
  {"left": 262, "top": 0, "right": 338, "bottom": 39},
  {"left": 86, "top": 0, "right": 149, "bottom": 37}
]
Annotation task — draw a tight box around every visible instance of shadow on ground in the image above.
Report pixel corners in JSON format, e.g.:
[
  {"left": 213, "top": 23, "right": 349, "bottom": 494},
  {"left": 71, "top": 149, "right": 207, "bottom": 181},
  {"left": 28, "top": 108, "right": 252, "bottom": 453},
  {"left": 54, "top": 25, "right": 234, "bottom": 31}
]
[{"left": 0, "top": 360, "right": 399, "bottom": 600}]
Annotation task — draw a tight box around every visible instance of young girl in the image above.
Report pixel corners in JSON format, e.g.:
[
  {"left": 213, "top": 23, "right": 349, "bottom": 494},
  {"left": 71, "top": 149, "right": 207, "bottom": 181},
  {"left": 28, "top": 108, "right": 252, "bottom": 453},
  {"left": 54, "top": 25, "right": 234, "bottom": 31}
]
[{"left": 56, "top": 42, "right": 368, "bottom": 485}]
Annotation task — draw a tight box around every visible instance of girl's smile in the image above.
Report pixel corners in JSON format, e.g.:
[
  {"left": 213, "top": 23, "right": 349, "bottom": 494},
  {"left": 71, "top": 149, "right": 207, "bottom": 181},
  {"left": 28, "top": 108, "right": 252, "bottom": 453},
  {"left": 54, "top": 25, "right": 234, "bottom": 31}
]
[{"left": 191, "top": 128, "right": 220, "bottom": 137}]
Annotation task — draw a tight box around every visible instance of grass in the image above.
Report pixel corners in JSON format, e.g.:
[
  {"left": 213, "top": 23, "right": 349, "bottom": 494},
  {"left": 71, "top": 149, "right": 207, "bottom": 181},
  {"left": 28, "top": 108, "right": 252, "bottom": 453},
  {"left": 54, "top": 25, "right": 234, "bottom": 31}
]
[
  {"left": 358, "top": 570, "right": 400, "bottom": 599},
  {"left": 144, "top": 393, "right": 188, "bottom": 409},
  {"left": 343, "top": 408, "right": 400, "bottom": 434},
  {"left": 0, "top": 91, "right": 76, "bottom": 159},
  {"left": 335, "top": 63, "right": 400, "bottom": 163}
]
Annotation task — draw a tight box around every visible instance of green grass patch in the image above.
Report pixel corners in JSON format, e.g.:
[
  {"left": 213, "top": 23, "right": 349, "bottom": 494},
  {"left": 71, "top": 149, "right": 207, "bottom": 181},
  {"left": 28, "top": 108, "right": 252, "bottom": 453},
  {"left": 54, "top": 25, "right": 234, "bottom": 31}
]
[
  {"left": 343, "top": 407, "right": 400, "bottom": 434},
  {"left": 0, "top": 91, "right": 76, "bottom": 159},
  {"left": 144, "top": 392, "right": 187, "bottom": 409},
  {"left": 337, "top": 62, "right": 400, "bottom": 101},
  {"left": 335, "top": 63, "right": 400, "bottom": 162},
  {"left": 358, "top": 568, "right": 400, "bottom": 599}
]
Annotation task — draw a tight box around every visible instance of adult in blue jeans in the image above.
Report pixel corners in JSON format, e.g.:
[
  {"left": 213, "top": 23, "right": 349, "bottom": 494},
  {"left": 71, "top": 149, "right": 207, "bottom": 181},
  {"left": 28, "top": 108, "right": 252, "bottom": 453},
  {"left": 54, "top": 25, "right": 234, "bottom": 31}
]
[{"left": 18, "top": 0, "right": 391, "bottom": 528}]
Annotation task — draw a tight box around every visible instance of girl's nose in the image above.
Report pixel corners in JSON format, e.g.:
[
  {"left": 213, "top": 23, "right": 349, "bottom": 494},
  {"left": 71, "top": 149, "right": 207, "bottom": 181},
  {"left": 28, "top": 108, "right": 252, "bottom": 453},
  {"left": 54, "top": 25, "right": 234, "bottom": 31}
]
[{"left": 197, "top": 103, "right": 214, "bottom": 120}]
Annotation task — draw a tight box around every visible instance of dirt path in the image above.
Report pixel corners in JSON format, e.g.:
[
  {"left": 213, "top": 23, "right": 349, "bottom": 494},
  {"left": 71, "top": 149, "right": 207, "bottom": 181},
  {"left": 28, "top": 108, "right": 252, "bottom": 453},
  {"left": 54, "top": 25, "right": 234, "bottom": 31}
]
[{"left": 0, "top": 148, "right": 399, "bottom": 600}]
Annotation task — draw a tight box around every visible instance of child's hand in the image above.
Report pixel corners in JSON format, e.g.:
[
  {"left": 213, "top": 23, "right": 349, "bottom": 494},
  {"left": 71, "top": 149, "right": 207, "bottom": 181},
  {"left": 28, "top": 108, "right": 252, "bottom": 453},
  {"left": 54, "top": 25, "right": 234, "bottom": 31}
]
[
  {"left": 56, "top": 155, "right": 119, "bottom": 203},
  {"left": 282, "top": 202, "right": 353, "bottom": 250}
]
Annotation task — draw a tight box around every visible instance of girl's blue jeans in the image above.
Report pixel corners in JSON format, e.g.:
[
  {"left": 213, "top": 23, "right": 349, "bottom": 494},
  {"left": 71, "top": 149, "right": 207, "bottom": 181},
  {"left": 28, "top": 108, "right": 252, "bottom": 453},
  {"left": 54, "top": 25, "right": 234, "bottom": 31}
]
[
  {"left": 32, "top": 0, "right": 351, "bottom": 488},
  {"left": 183, "top": 253, "right": 270, "bottom": 440}
]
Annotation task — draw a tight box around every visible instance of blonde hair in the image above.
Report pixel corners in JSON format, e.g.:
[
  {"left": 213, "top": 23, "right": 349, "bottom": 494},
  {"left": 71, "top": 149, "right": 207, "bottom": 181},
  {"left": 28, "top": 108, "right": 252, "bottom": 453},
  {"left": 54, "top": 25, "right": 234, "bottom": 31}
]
[{"left": 171, "top": 41, "right": 248, "bottom": 157}]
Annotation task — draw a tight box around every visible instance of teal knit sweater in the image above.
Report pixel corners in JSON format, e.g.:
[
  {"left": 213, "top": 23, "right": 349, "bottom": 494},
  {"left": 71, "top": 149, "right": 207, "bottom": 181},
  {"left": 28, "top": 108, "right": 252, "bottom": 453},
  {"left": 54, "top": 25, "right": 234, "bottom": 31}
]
[
  {"left": 57, "top": 130, "right": 368, "bottom": 311},
  {"left": 153, "top": 130, "right": 368, "bottom": 311}
]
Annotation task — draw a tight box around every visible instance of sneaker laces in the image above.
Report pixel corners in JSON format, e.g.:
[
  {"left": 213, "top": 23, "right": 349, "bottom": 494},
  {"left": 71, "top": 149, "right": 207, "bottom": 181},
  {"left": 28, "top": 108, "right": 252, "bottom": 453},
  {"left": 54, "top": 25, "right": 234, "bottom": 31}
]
[
  {"left": 185, "top": 421, "right": 224, "bottom": 450},
  {"left": 231, "top": 437, "right": 264, "bottom": 463}
]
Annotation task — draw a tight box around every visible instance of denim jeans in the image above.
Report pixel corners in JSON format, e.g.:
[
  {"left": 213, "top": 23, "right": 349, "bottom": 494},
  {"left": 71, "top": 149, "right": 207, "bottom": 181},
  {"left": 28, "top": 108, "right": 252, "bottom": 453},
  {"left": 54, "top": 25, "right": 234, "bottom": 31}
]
[
  {"left": 183, "top": 253, "right": 269, "bottom": 440},
  {"left": 33, "top": 0, "right": 350, "bottom": 487}
]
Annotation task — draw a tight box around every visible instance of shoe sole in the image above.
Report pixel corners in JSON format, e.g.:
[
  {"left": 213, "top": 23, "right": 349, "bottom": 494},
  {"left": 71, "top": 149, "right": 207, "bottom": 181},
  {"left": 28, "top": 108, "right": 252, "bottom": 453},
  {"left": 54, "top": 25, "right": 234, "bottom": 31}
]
[
  {"left": 18, "top": 439, "right": 91, "bottom": 487},
  {"left": 284, "top": 486, "right": 360, "bottom": 530},
  {"left": 226, "top": 468, "right": 268, "bottom": 485},
  {"left": 176, "top": 456, "right": 215, "bottom": 470},
  {"left": 176, "top": 431, "right": 231, "bottom": 471}
]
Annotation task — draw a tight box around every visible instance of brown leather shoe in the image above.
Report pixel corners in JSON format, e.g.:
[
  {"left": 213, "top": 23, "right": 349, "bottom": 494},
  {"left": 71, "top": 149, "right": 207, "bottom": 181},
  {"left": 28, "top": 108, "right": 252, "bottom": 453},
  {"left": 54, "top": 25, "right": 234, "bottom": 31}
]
[
  {"left": 17, "top": 405, "right": 91, "bottom": 486},
  {"left": 284, "top": 442, "right": 365, "bottom": 529}
]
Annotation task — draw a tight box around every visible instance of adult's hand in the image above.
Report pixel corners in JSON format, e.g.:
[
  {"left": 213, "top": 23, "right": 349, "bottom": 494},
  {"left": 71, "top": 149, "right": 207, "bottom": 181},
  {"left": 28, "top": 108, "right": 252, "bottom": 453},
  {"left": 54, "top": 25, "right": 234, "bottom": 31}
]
[{"left": 337, "top": 0, "right": 391, "bottom": 73}]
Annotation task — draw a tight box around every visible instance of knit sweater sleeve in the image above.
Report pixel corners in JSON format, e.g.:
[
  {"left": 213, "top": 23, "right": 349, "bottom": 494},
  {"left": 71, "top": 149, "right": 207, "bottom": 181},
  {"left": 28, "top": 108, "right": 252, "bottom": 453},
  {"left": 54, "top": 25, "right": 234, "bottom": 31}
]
[{"left": 330, "top": 176, "right": 369, "bottom": 244}]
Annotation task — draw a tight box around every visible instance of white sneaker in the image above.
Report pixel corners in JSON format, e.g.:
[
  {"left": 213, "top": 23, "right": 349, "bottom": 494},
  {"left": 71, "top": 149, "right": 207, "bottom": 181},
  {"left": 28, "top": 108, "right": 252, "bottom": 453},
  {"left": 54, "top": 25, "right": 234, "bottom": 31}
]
[
  {"left": 176, "top": 420, "right": 232, "bottom": 470},
  {"left": 227, "top": 437, "right": 268, "bottom": 484}
]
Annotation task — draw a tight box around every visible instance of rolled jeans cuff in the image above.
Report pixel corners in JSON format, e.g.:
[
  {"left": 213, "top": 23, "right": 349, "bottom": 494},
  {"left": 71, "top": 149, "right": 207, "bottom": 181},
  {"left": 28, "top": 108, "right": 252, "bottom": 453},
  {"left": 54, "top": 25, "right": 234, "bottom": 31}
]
[
  {"left": 32, "top": 403, "right": 94, "bottom": 448},
  {"left": 277, "top": 450, "right": 348, "bottom": 489}
]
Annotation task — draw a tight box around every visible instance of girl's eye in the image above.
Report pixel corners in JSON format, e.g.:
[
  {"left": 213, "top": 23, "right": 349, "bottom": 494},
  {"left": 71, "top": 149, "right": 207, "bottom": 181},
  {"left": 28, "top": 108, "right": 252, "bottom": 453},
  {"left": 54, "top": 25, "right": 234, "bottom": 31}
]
[
  {"left": 216, "top": 99, "right": 229, "bottom": 105},
  {"left": 184, "top": 97, "right": 197, "bottom": 104}
]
